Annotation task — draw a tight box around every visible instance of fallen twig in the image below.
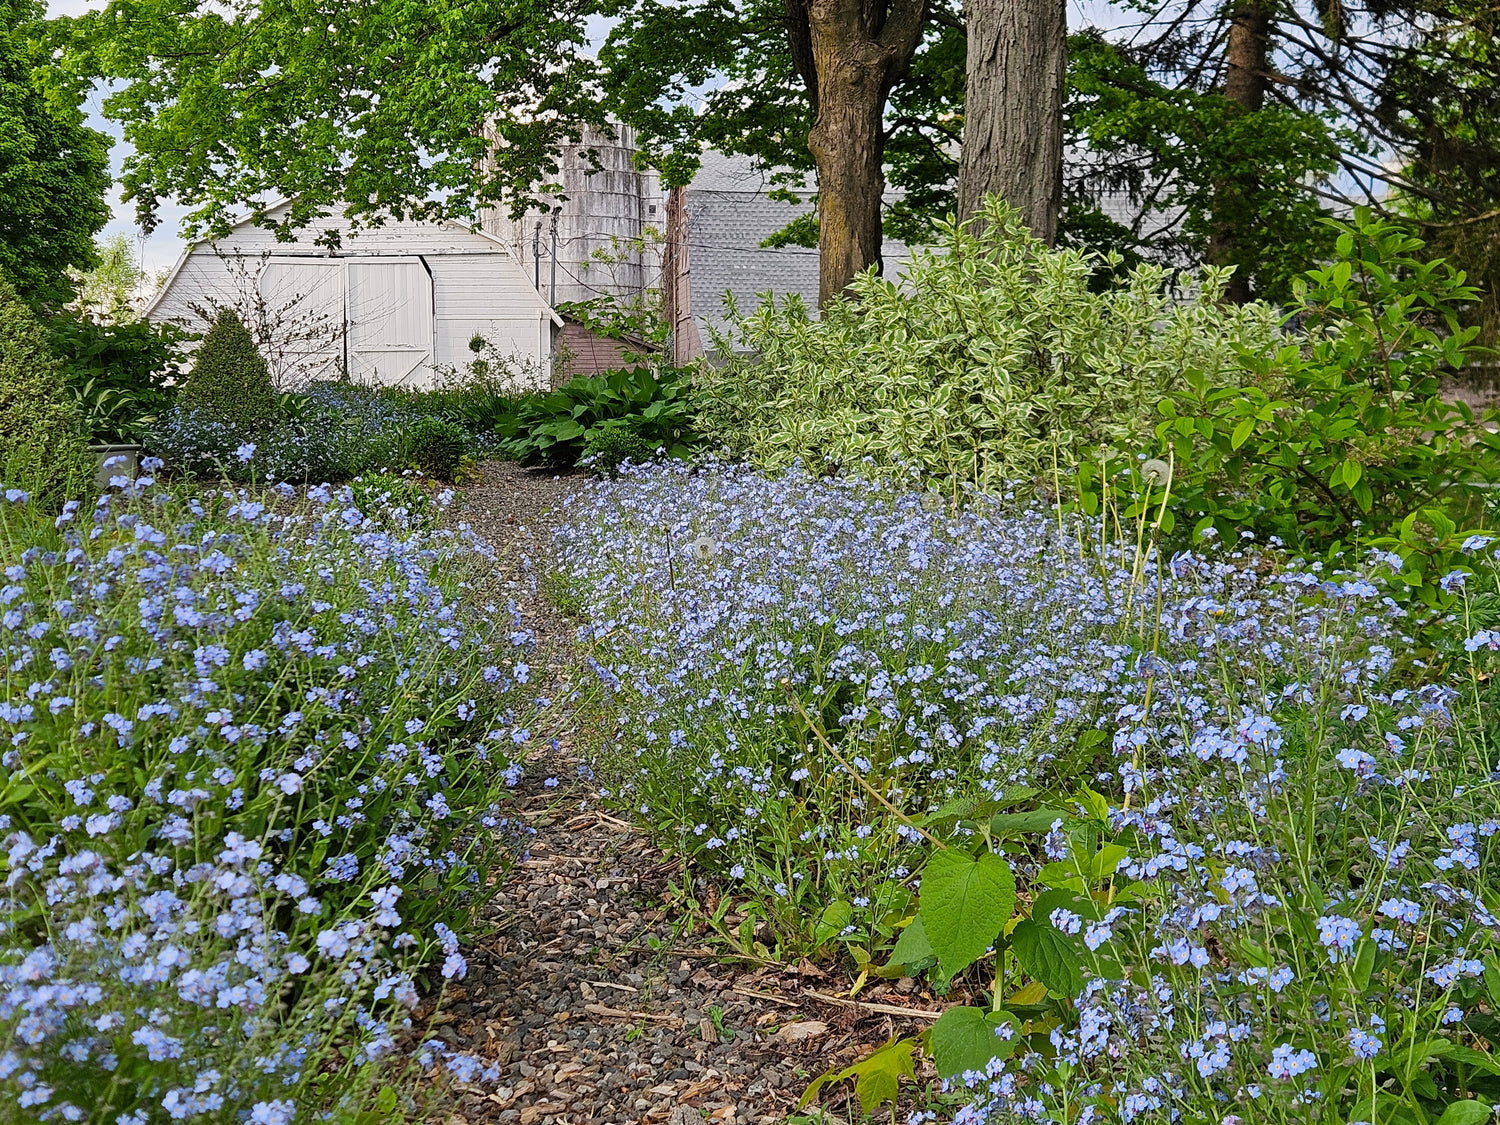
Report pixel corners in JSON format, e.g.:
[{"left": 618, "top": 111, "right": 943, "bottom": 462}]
[
  {"left": 731, "top": 986, "right": 943, "bottom": 1021},
  {"left": 802, "top": 989, "right": 943, "bottom": 1021},
  {"left": 582, "top": 1003, "right": 683, "bottom": 1026}
]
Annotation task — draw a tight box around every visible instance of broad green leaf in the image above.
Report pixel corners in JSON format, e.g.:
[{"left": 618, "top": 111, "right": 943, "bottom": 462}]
[
  {"left": 988, "top": 809, "right": 1067, "bottom": 838},
  {"left": 1087, "top": 843, "right": 1128, "bottom": 880},
  {"left": 1009, "top": 918, "right": 1083, "bottom": 997},
  {"left": 1446, "top": 1046, "right": 1500, "bottom": 1076},
  {"left": 889, "top": 915, "right": 935, "bottom": 968},
  {"left": 929, "top": 1006, "right": 1023, "bottom": 1078},
  {"left": 1231, "top": 416, "right": 1255, "bottom": 450},
  {"left": 1029, "top": 888, "right": 1102, "bottom": 923},
  {"left": 1484, "top": 958, "right": 1500, "bottom": 1008},
  {"left": 798, "top": 1037, "right": 917, "bottom": 1113},
  {"left": 1435, "top": 1101, "right": 1492, "bottom": 1125},
  {"left": 1074, "top": 786, "right": 1110, "bottom": 823},
  {"left": 923, "top": 794, "right": 1008, "bottom": 827},
  {"left": 919, "top": 848, "right": 1017, "bottom": 978},
  {"left": 814, "top": 900, "right": 853, "bottom": 945}
]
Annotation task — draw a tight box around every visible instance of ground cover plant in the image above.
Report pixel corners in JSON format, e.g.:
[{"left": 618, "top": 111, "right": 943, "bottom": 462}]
[
  {"left": 555, "top": 461, "right": 1500, "bottom": 1123},
  {"left": 0, "top": 469, "right": 539, "bottom": 1123},
  {"left": 151, "top": 380, "right": 507, "bottom": 485}
]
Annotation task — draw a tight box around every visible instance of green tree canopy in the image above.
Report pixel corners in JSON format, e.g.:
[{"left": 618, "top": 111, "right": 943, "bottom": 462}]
[
  {"left": 62, "top": 0, "right": 601, "bottom": 244},
  {"left": 0, "top": 0, "right": 111, "bottom": 306}
]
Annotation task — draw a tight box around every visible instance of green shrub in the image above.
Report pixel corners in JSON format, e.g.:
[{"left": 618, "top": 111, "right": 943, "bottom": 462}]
[
  {"left": 1159, "top": 211, "right": 1500, "bottom": 601},
  {"left": 405, "top": 416, "right": 469, "bottom": 482},
  {"left": 496, "top": 365, "right": 699, "bottom": 468},
  {"left": 0, "top": 277, "right": 96, "bottom": 505},
  {"left": 177, "top": 307, "right": 280, "bottom": 430},
  {"left": 581, "top": 421, "right": 653, "bottom": 472},
  {"left": 49, "top": 312, "right": 183, "bottom": 443},
  {"left": 696, "top": 196, "right": 1282, "bottom": 493}
]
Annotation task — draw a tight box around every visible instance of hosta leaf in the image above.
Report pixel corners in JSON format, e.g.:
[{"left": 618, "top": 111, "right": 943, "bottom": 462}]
[
  {"left": 929, "top": 1006, "right": 1023, "bottom": 1078},
  {"left": 919, "top": 849, "right": 1016, "bottom": 977}
]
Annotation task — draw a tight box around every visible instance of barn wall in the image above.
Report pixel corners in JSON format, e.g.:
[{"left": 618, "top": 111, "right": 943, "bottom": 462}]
[
  {"left": 146, "top": 252, "right": 249, "bottom": 334},
  {"left": 430, "top": 254, "right": 550, "bottom": 387},
  {"left": 146, "top": 207, "right": 556, "bottom": 390}
]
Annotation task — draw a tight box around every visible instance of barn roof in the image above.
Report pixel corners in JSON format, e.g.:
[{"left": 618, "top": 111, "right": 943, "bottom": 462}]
[{"left": 682, "top": 152, "right": 910, "bottom": 338}]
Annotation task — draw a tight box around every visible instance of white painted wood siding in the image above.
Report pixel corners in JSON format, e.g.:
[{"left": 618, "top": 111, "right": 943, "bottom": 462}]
[
  {"left": 347, "top": 258, "right": 434, "bottom": 385},
  {"left": 430, "top": 254, "right": 549, "bottom": 384},
  {"left": 145, "top": 202, "right": 556, "bottom": 389},
  {"left": 260, "top": 258, "right": 346, "bottom": 384}
]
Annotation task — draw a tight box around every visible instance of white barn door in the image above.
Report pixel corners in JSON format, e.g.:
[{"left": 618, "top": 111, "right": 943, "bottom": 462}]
[
  {"left": 347, "top": 258, "right": 434, "bottom": 386},
  {"left": 258, "top": 258, "right": 346, "bottom": 388}
]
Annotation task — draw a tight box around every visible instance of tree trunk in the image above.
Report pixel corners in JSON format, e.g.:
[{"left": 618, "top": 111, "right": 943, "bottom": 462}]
[
  {"left": 1208, "top": 0, "right": 1270, "bottom": 302},
  {"left": 790, "top": 0, "right": 926, "bottom": 306},
  {"left": 955, "top": 0, "right": 1066, "bottom": 243}
]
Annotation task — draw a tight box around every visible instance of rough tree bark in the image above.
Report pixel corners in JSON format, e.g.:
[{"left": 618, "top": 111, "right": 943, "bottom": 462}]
[
  {"left": 787, "top": 0, "right": 927, "bottom": 306},
  {"left": 955, "top": 0, "right": 1066, "bottom": 243},
  {"left": 1208, "top": 0, "right": 1271, "bottom": 302}
]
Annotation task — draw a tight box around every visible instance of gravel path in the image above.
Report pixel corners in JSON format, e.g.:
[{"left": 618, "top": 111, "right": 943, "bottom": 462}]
[{"left": 419, "top": 462, "right": 946, "bottom": 1125}]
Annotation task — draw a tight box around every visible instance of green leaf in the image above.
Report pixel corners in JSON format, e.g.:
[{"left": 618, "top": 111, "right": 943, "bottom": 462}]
[
  {"left": 1009, "top": 919, "right": 1084, "bottom": 997},
  {"left": 1352, "top": 938, "right": 1376, "bottom": 991},
  {"left": 929, "top": 1006, "right": 1023, "bottom": 1078},
  {"left": 918, "top": 848, "right": 1017, "bottom": 978},
  {"left": 814, "top": 900, "right": 853, "bottom": 945},
  {"left": 889, "top": 915, "right": 934, "bottom": 968},
  {"left": 1434, "top": 1101, "right": 1492, "bottom": 1125},
  {"left": 1231, "top": 416, "right": 1255, "bottom": 450},
  {"left": 1484, "top": 958, "right": 1500, "bottom": 1008},
  {"left": 1446, "top": 1046, "right": 1500, "bottom": 1076},
  {"left": 923, "top": 794, "right": 1008, "bottom": 828},
  {"left": 1029, "top": 888, "right": 1102, "bottom": 923},
  {"left": 1073, "top": 785, "right": 1110, "bottom": 823},
  {"left": 1087, "top": 843, "right": 1128, "bottom": 880},
  {"left": 798, "top": 1037, "right": 917, "bottom": 1113},
  {"left": 987, "top": 809, "right": 1068, "bottom": 838}
]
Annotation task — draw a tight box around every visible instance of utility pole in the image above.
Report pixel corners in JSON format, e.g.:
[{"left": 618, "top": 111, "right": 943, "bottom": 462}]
[
  {"left": 548, "top": 212, "right": 559, "bottom": 307},
  {"left": 533, "top": 221, "right": 542, "bottom": 291}
]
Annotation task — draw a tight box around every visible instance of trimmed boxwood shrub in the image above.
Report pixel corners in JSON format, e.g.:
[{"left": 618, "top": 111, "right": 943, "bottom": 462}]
[
  {"left": 177, "top": 308, "right": 280, "bottom": 431},
  {"left": 406, "top": 417, "right": 468, "bottom": 482},
  {"left": 0, "top": 277, "right": 96, "bottom": 506}
]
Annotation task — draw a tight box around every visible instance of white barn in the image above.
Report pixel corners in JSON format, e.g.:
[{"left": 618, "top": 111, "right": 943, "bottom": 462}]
[{"left": 145, "top": 201, "right": 561, "bottom": 390}]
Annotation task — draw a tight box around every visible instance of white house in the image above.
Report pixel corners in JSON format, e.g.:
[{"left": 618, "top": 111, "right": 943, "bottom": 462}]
[{"left": 144, "top": 201, "right": 561, "bottom": 390}]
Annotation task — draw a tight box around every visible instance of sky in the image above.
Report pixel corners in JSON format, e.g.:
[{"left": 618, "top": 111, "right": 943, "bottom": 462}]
[
  {"left": 48, "top": 0, "right": 1128, "bottom": 279},
  {"left": 47, "top": 0, "right": 193, "bottom": 277}
]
